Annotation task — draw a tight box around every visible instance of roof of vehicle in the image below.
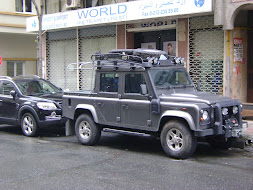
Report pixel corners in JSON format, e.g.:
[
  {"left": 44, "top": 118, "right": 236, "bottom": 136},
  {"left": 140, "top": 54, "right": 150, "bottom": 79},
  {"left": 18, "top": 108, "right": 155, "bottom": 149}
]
[{"left": 0, "top": 75, "right": 40, "bottom": 80}]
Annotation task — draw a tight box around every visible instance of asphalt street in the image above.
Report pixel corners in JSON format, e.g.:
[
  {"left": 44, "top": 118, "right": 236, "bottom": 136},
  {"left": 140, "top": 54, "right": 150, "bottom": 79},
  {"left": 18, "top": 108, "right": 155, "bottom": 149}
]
[{"left": 0, "top": 125, "right": 252, "bottom": 190}]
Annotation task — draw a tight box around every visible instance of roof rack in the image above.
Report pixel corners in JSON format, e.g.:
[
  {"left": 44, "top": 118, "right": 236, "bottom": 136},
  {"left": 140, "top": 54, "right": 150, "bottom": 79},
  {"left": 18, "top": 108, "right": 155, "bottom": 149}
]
[
  {"left": 0, "top": 76, "right": 12, "bottom": 80},
  {"left": 91, "top": 49, "right": 185, "bottom": 70},
  {"left": 91, "top": 53, "right": 152, "bottom": 70}
]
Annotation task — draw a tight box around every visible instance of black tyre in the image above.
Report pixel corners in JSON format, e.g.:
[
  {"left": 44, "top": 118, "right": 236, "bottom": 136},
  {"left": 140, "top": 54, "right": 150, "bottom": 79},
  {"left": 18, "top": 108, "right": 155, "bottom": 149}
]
[
  {"left": 75, "top": 114, "right": 101, "bottom": 145},
  {"left": 21, "top": 113, "right": 39, "bottom": 137},
  {"left": 160, "top": 120, "right": 197, "bottom": 159}
]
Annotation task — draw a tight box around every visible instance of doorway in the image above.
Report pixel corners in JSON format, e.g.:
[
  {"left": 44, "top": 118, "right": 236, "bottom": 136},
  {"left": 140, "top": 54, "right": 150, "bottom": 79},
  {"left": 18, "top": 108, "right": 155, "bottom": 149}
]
[{"left": 247, "top": 11, "right": 253, "bottom": 102}]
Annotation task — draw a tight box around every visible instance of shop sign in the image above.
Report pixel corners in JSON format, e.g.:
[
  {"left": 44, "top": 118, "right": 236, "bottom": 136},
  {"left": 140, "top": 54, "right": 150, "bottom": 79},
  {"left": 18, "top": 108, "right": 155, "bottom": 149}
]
[
  {"left": 27, "top": 0, "right": 212, "bottom": 32},
  {"left": 233, "top": 38, "right": 243, "bottom": 63},
  {"left": 127, "top": 20, "right": 177, "bottom": 32}
]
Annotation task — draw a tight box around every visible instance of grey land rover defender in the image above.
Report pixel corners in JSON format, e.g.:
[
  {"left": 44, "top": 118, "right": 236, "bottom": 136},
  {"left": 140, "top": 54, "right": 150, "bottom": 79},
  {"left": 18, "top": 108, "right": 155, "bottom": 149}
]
[{"left": 62, "top": 49, "right": 246, "bottom": 159}]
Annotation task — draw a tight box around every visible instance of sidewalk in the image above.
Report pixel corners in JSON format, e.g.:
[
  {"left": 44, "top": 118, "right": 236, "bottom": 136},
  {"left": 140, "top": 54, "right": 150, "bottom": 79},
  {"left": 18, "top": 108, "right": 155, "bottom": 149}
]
[{"left": 243, "top": 120, "right": 253, "bottom": 145}]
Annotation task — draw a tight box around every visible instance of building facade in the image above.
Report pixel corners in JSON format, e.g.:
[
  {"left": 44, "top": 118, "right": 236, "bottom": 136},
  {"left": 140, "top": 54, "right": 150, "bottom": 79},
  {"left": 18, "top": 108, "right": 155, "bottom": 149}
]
[
  {"left": 0, "top": 0, "right": 38, "bottom": 77},
  {"left": 26, "top": 0, "right": 253, "bottom": 104}
]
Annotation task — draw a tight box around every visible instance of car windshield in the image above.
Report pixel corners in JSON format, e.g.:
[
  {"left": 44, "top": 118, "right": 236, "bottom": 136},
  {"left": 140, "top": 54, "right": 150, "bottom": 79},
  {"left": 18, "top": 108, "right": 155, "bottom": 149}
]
[
  {"left": 15, "top": 79, "right": 62, "bottom": 96},
  {"left": 150, "top": 68, "right": 193, "bottom": 88}
]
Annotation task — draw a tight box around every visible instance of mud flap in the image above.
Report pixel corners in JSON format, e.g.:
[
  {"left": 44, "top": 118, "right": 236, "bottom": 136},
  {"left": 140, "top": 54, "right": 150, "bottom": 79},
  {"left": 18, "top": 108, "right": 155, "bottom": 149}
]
[
  {"left": 65, "top": 119, "right": 75, "bottom": 136},
  {"left": 232, "top": 136, "right": 245, "bottom": 149}
]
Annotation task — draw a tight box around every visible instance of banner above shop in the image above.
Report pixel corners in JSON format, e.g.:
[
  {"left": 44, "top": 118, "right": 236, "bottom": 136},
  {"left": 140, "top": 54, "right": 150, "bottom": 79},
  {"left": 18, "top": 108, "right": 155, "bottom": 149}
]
[{"left": 27, "top": 0, "right": 212, "bottom": 32}]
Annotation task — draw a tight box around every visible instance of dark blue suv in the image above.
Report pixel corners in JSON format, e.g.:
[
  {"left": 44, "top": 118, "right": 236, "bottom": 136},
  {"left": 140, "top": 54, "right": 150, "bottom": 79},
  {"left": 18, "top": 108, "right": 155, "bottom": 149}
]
[{"left": 0, "top": 75, "right": 67, "bottom": 137}]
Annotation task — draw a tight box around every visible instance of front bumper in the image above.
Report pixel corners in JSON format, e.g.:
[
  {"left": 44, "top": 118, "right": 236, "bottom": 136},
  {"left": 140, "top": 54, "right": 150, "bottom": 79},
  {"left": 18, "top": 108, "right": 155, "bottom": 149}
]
[
  {"left": 37, "top": 109, "right": 68, "bottom": 127},
  {"left": 194, "top": 121, "right": 247, "bottom": 137},
  {"left": 38, "top": 116, "right": 68, "bottom": 127}
]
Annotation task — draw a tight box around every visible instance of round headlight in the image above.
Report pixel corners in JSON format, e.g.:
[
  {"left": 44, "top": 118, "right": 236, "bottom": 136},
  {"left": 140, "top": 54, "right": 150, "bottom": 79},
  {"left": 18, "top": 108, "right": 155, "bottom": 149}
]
[
  {"left": 233, "top": 106, "right": 239, "bottom": 114},
  {"left": 202, "top": 110, "right": 209, "bottom": 120},
  {"left": 222, "top": 108, "right": 228, "bottom": 116}
]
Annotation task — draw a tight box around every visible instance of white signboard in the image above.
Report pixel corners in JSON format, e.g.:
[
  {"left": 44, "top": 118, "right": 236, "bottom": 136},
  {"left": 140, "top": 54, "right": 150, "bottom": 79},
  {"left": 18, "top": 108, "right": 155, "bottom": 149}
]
[{"left": 27, "top": 0, "right": 212, "bottom": 32}]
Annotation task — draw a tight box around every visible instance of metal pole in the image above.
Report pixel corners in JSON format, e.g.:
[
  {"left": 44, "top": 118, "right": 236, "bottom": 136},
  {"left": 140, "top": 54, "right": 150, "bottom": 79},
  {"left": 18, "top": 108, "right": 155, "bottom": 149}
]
[
  {"left": 77, "top": 28, "right": 80, "bottom": 90},
  {"left": 31, "top": 0, "right": 44, "bottom": 77}
]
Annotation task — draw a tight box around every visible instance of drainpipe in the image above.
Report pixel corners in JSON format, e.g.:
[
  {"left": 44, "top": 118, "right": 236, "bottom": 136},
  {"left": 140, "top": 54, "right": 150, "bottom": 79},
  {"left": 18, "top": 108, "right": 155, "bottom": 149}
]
[{"left": 227, "top": 30, "right": 231, "bottom": 97}]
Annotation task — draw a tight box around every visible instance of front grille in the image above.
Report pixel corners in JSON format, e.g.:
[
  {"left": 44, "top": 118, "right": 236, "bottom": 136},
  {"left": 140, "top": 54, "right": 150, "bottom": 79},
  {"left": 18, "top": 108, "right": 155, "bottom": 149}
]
[{"left": 212, "top": 104, "right": 240, "bottom": 125}]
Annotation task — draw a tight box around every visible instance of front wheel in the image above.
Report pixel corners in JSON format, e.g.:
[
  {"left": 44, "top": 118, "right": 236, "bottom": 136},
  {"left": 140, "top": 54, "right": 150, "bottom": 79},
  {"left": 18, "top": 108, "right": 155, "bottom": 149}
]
[
  {"left": 75, "top": 114, "right": 101, "bottom": 145},
  {"left": 160, "top": 120, "right": 197, "bottom": 159},
  {"left": 21, "top": 113, "right": 39, "bottom": 137}
]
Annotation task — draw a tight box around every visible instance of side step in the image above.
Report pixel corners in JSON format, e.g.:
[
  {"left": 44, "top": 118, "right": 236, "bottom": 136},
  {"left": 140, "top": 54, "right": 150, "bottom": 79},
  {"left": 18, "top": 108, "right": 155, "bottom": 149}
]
[{"left": 103, "top": 128, "right": 151, "bottom": 137}]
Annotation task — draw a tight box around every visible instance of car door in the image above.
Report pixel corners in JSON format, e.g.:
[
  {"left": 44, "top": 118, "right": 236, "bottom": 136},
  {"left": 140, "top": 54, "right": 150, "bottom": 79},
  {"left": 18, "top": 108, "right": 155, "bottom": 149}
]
[
  {"left": 120, "top": 72, "right": 151, "bottom": 129},
  {"left": 0, "top": 81, "right": 18, "bottom": 124},
  {"left": 95, "top": 72, "right": 121, "bottom": 126}
]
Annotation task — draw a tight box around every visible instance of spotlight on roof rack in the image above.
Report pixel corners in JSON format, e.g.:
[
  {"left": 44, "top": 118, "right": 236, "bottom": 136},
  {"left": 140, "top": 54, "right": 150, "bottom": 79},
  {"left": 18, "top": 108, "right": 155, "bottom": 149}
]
[
  {"left": 174, "top": 57, "right": 185, "bottom": 65},
  {"left": 147, "top": 57, "right": 159, "bottom": 65}
]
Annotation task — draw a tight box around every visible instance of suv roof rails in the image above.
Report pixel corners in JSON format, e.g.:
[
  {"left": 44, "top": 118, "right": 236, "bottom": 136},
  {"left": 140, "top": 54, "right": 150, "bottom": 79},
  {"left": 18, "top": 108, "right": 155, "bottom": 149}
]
[
  {"left": 13, "top": 75, "right": 40, "bottom": 79},
  {"left": 0, "top": 76, "right": 12, "bottom": 80}
]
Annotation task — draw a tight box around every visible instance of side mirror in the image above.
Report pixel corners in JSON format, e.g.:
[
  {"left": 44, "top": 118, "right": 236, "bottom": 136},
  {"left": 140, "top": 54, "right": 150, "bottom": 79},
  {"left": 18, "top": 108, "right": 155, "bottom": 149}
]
[
  {"left": 10, "top": 90, "right": 17, "bottom": 100},
  {"left": 140, "top": 84, "right": 148, "bottom": 95}
]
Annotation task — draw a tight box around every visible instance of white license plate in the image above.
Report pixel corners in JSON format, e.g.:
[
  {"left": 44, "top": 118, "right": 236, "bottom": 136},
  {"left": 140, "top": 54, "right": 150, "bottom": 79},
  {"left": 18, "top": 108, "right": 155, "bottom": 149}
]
[{"left": 232, "top": 128, "right": 242, "bottom": 137}]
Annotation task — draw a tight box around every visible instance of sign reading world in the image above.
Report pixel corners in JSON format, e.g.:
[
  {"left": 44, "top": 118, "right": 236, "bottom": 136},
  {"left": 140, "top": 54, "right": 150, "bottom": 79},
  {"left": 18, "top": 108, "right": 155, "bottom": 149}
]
[{"left": 27, "top": 0, "right": 212, "bottom": 32}]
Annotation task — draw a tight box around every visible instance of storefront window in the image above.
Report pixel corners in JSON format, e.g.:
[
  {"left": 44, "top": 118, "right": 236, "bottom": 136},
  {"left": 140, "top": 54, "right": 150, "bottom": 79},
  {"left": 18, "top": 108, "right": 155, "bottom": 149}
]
[{"left": 134, "top": 29, "right": 176, "bottom": 54}]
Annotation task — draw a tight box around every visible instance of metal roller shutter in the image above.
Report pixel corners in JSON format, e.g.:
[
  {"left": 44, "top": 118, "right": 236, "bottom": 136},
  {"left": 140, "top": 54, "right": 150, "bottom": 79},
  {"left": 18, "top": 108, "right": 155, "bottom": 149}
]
[
  {"left": 46, "top": 26, "right": 116, "bottom": 91},
  {"left": 189, "top": 16, "right": 224, "bottom": 95}
]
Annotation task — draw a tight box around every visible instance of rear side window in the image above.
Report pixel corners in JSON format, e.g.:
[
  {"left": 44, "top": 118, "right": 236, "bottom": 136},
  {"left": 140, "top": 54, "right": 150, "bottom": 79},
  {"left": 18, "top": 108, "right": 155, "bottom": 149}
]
[
  {"left": 0, "top": 82, "right": 15, "bottom": 96},
  {"left": 100, "top": 73, "right": 119, "bottom": 92}
]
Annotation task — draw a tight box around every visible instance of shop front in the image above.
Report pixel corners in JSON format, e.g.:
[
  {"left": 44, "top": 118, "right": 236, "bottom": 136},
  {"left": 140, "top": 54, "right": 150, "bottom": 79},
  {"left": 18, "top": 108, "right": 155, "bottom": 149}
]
[{"left": 26, "top": 0, "right": 213, "bottom": 91}]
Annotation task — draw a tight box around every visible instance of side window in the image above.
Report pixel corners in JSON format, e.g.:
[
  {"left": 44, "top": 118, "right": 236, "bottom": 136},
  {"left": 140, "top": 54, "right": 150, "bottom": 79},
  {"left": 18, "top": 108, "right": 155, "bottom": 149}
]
[
  {"left": 100, "top": 73, "right": 119, "bottom": 92},
  {"left": 0, "top": 82, "right": 15, "bottom": 96},
  {"left": 125, "top": 74, "right": 147, "bottom": 94}
]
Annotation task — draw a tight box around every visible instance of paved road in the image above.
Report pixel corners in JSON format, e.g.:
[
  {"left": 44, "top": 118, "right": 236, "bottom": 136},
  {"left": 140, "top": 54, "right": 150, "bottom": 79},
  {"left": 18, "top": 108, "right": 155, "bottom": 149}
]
[{"left": 0, "top": 125, "right": 253, "bottom": 190}]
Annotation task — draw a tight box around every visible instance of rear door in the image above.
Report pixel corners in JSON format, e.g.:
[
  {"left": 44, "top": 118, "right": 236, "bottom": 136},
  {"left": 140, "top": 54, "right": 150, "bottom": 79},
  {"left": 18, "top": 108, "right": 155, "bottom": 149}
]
[
  {"left": 95, "top": 72, "right": 121, "bottom": 125},
  {"left": 0, "top": 81, "right": 18, "bottom": 124}
]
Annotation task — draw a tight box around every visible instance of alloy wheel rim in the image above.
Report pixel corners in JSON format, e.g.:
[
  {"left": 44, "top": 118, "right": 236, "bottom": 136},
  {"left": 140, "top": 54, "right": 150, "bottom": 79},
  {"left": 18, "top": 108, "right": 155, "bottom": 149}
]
[
  {"left": 23, "top": 116, "right": 33, "bottom": 135},
  {"left": 79, "top": 121, "right": 91, "bottom": 139},
  {"left": 166, "top": 128, "right": 184, "bottom": 151}
]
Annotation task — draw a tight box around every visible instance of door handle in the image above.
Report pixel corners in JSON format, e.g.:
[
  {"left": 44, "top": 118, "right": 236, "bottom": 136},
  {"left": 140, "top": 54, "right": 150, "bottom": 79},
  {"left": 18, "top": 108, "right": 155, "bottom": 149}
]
[{"left": 122, "top": 105, "right": 128, "bottom": 109}]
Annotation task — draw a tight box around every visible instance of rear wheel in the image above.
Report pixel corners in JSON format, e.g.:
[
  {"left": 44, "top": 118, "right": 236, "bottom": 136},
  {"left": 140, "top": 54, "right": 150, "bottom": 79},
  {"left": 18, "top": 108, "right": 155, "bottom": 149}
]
[
  {"left": 160, "top": 120, "right": 197, "bottom": 159},
  {"left": 75, "top": 114, "right": 101, "bottom": 145},
  {"left": 21, "top": 113, "right": 39, "bottom": 137}
]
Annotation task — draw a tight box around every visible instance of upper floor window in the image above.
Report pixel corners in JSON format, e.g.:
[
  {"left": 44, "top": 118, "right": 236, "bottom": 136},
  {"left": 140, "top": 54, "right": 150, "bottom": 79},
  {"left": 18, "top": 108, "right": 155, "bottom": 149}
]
[
  {"left": 83, "top": 0, "right": 107, "bottom": 8},
  {"left": 7, "top": 61, "right": 23, "bottom": 77},
  {"left": 16, "top": 0, "right": 32, "bottom": 13}
]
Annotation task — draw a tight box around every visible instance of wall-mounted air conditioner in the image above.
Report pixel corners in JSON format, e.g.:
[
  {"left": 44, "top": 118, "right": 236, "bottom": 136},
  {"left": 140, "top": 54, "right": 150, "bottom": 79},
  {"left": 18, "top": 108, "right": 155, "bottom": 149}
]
[{"left": 66, "top": 0, "right": 80, "bottom": 8}]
